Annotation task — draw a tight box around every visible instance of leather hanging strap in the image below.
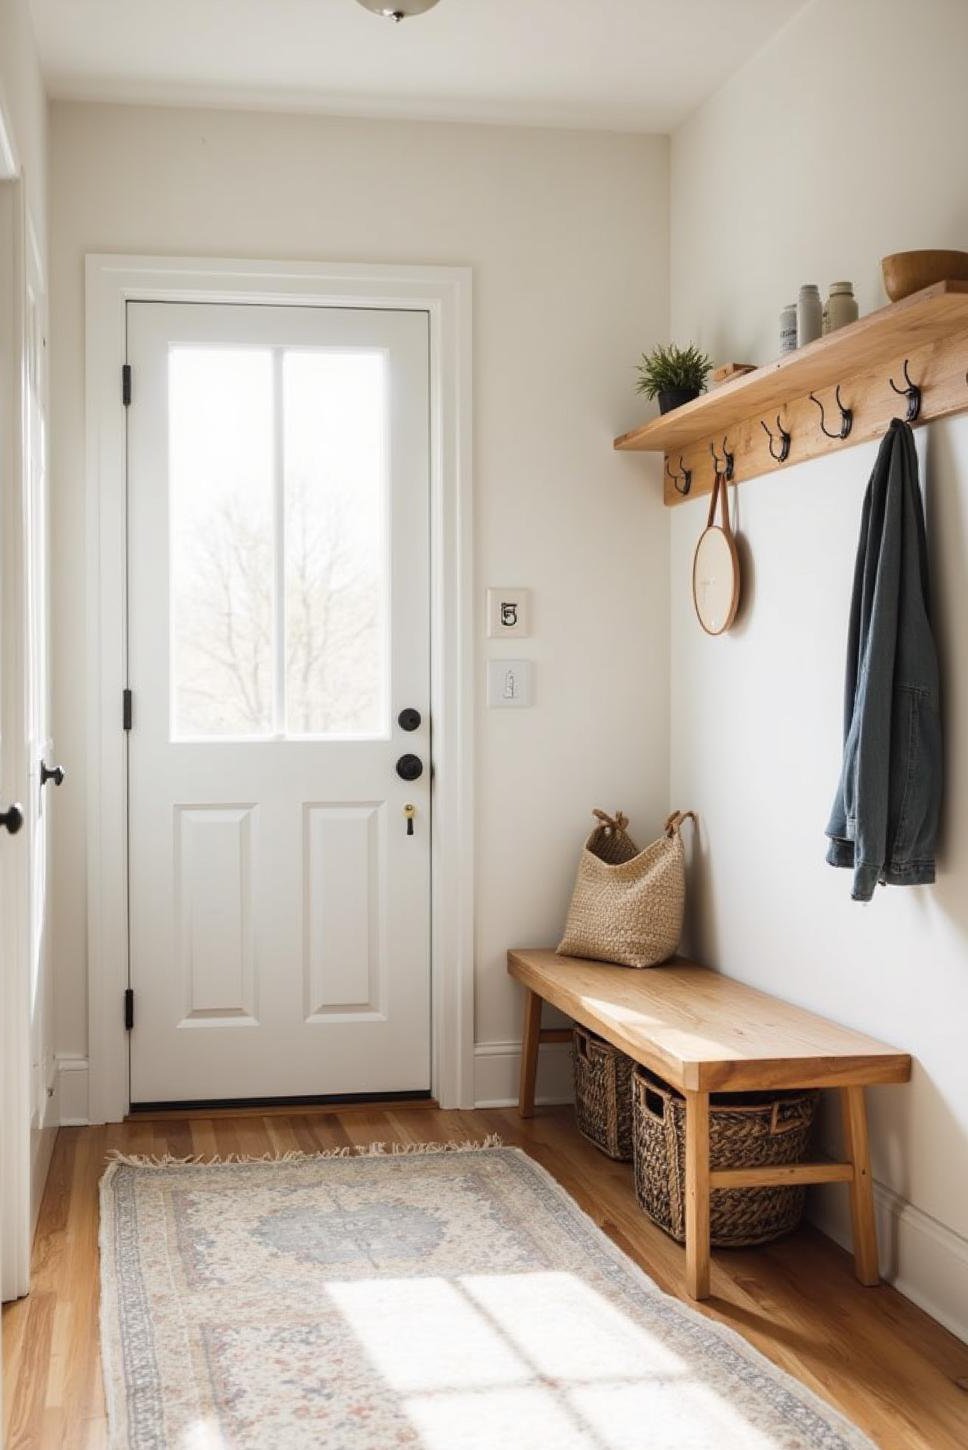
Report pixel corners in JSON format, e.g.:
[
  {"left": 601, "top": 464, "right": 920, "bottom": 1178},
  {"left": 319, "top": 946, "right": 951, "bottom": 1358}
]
[{"left": 706, "top": 471, "right": 732, "bottom": 535}]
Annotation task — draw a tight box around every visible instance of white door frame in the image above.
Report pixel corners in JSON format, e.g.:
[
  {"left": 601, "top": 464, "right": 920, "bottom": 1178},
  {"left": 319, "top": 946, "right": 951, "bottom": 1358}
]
[
  {"left": 0, "top": 164, "right": 30, "bottom": 1297},
  {"left": 85, "top": 254, "right": 474, "bottom": 1121}
]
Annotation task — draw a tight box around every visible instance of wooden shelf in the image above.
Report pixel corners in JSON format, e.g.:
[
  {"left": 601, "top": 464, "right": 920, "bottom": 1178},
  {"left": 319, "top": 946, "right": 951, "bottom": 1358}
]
[{"left": 614, "top": 281, "right": 968, "bottom": 505}]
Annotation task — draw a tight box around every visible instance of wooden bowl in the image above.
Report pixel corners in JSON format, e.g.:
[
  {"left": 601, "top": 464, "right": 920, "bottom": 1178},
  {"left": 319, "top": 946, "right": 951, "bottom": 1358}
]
[{"left": 881, "top": 249, "right": 968, "bottom": 301}]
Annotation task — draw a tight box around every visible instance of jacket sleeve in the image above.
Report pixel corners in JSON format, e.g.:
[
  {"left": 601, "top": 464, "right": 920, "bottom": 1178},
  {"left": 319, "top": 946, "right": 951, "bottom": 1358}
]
[{"left": 846, "top": 438, "right": 904, "bottom": 900}]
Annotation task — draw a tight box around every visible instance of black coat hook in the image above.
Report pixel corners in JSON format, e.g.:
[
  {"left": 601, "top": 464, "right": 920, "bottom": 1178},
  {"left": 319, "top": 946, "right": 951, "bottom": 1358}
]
[
  {"left": 809, "top": 384, "right": 853, "bottom": 440},
  {"left": 760, "top": 413, "right": 791, "bottom": 463},
  {"left": 889, "top": 359, "right": 921, "bottom": 422},
  {"left": 710, "top": 436, "right": 734, "bottom": 481},
  {"left": 665, "top": 455, "right": 692, "bottom": 497}
]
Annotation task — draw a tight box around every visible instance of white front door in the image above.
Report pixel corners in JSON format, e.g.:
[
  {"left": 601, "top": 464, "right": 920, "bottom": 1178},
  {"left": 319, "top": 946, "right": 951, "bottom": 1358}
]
[{"left": 126, "top": 302, "right": 431, "bottom": 1106}]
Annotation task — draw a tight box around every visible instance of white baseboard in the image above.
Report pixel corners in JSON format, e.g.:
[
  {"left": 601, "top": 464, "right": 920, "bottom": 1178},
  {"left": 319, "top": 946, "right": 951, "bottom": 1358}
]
[
  {"left": 55, "top": 1055, "right": 90, "bottom": 1126},
  {"left": 473, "top": 1039, "right": 575, "bottom": 1109},
  {"left": 810, "top": 1178, "right": 968, "bottom": 1345},
  {"left": 56, "top": 1046, "right": 571, "bottom": 1120}
]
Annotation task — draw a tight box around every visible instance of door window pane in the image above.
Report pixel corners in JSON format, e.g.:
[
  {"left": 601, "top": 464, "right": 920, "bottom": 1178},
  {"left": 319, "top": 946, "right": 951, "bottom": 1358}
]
[
  {"left": 283, "top": 351, "right": 388, "bottom": 736},
  {"left": 170, "top": 347, "right": 275, "bottom": 738}
]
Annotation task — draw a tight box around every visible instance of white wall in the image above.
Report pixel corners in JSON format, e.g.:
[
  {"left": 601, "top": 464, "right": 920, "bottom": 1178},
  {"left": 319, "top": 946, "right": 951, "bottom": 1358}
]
[
  {"left": 0, "top": 0, "right": 47, "bottom": 247},
  {"left": 670, "top": 0, "right": 968, "bottom": 1339},
  {"left": 49, "top": 103, "right": 671, "bottom": 1109}
]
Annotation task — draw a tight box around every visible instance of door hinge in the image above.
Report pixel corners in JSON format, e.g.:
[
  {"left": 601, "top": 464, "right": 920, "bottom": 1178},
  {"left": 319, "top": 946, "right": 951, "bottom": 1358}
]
[
  {"left": 122, "top": 364, "right": 132, "bottom": 407},
  {"left": 124, "top": 988, "right": 134, "bottom": 1031},
  {"left": 122, "top": 688, "right": 132, "bottom": 730}
]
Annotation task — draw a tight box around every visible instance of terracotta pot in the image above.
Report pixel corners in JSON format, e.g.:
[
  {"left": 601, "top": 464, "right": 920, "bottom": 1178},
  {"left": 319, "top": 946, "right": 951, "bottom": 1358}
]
[
  {"left": 881, "top": 250, "right": 968, "bottom": 302},
  {"left": 658, "top": 386, "right": 700, "bottom": 414}
]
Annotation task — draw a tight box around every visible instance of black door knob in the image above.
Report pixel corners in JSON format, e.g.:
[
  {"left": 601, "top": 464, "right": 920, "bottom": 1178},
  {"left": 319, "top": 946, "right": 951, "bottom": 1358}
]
[
  {"left": 0, "top": 802, "right": 24, "bottom": 835},
  {"left": 395, "top": 753, "right": 424, "bottom": 782},
  {"left": 41, "top": 761, "right": 66, "bottom": 788},
  {"left": 398, "top": 708, "right": 421, "bottom": 733}
]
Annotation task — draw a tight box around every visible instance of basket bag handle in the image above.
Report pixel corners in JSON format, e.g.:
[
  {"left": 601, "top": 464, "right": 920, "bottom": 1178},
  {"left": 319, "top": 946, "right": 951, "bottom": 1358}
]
[
  {"left": 592, "top": 809, "right": 630, "bottom": 837},
  {"left": 664, "top": 810, "right": 697, "bottom": 838}
]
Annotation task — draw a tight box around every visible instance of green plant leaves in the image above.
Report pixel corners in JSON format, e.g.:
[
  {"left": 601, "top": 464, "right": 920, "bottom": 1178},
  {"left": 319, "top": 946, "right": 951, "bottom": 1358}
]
[{"left": 636, "top": 343, "right": 712, "bottom": 400}]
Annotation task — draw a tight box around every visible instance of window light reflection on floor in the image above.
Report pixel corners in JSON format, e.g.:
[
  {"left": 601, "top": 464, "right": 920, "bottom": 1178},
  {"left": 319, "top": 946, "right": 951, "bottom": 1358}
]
[
  {"left": 325, "top": 1270, "right": 779, "bottom": 1449},
  {"left": 459, "top": 1271, "right": 684, "bottom": 1381},
  {"left": 324, "top": 1276, "right": 529, "bottom": 1393},
  {"left": 179, "top": 1418, "right": 229, "bottom": 1450}
]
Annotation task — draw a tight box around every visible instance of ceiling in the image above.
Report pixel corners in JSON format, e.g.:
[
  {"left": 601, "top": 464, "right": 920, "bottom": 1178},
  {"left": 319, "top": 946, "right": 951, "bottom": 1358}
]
[{"left": 30, "top": 0, "right": 808, "bottom": 133}]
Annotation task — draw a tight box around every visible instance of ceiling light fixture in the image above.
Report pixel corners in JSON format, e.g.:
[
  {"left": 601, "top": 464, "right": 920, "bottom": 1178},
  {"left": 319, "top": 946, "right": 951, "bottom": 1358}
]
[{"left": 355, "top": 0, "right": 441, "bottom": 20}]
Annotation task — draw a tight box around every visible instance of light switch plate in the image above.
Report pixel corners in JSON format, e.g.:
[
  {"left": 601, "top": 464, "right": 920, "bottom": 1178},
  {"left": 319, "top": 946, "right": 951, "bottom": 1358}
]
[
  {"left": 487, "top": 587, "right": 531, "bottom": 638},
  {"left": 486, "top": 659, "right": 533, "bottom": 708}
]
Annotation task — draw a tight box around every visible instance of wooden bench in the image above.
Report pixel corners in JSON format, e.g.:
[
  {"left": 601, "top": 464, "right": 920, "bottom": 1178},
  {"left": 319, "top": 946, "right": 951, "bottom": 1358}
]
[{"left": 508, "top": 948, "right": 911, "bottom": 1301}]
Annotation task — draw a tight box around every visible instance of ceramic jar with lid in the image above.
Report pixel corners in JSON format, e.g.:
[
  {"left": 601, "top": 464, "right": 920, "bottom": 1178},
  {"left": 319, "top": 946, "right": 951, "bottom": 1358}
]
[{"left": 827, "top": 281, "right": 859, "bottom": 332}]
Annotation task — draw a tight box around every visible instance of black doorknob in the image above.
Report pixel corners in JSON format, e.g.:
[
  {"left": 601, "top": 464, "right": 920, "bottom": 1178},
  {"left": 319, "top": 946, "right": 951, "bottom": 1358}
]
[
  {"left": 395, "top": 753, "right": 424, "bottom": 782},
  {"left": 0, "top": 802, "right": 24, "bottom": 835},
  {"left": 41, "top": 761, "right": 66, "bottom": 788},
  {"left": 398, "top": 708, "right": 421, "bottom": 733}
]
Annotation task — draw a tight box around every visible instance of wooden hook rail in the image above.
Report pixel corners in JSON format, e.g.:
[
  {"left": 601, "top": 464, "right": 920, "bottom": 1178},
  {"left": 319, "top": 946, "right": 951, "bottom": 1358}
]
[{"left": 613, "top": 282, "right": 968, "bottom": 506}]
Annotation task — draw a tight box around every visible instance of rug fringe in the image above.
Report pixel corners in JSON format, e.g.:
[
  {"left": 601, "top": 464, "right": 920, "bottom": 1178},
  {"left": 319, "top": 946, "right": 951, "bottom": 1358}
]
[{"left": 104, "top": 1134, "right": 503, "bottom": 1168}]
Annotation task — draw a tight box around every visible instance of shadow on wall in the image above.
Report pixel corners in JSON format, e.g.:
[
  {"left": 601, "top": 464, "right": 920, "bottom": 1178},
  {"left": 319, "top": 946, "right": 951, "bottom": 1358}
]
[
  {"left": 923, "top": 421, "right": 966, "bottom": 874},
  {"left": 680, "top": 821, "right": 715, "bottom": 966},
  {"left": 731, "top": 526, "right": 757, "bottom": 634},
  {"left": 810, "top": 1064, "right": 966, "bottom": 1282}
]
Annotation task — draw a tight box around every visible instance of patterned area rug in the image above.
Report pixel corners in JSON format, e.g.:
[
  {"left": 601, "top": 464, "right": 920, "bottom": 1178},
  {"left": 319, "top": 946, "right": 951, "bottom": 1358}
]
[{"left": 99, "top": 1143, "right": 874, "bottom": 1450}]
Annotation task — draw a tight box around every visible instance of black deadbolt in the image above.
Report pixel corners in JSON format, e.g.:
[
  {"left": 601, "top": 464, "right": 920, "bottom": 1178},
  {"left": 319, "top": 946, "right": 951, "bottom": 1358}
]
[
  {"left": 398, "top": 708, "right": 421, "bottom": 733},
  {"left": 395, "top": 753, "right": 424, "bottom": 782},
  {"left": 0, "top": 802, "right": 24, "bottom": 835}
]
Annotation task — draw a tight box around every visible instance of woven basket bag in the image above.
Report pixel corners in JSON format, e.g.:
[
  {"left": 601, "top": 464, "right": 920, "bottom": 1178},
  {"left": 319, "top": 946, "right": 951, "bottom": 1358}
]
[
  {"left": 631, "top": 1068, "right": 819, "bottom": 1247},
  {"left": 572, "top": 1026, "right": 634, "bottom": 1160},
  {"left": 557, "top": 809, "right": 696, "bottom": 969}
]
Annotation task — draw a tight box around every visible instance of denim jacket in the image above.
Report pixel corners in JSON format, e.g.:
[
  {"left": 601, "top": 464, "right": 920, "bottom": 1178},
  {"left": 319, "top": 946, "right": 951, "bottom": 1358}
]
[{"left": 826, "top": 419, "right": 942, "bottom": 901}]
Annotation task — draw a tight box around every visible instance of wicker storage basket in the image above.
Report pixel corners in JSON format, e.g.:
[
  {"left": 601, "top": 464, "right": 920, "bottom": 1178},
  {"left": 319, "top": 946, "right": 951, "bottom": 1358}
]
[
  {"left": 572, "top": 1026, "right": 634, "bottom": 1160},
  {"left": 631, "top": 1068, "right": 818, "bottom": 1246}
]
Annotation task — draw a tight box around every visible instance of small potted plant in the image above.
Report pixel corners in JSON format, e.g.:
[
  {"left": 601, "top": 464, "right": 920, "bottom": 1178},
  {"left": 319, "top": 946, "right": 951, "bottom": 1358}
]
[{"left": 636, "top": 343, "right": 712, "bottom": 414}]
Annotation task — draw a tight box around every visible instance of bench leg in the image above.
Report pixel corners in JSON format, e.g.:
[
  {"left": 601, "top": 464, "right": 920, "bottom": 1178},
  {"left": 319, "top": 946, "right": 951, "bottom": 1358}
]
[
  {"left": 684, "top": 1089, "right": 711, "bottom": 1300},
  {"left": 518, "top": 989, "right": 543, "bottom": 1119},
  {"left": 841, "top": 1085, "right": 880, "bottom": 1286}
]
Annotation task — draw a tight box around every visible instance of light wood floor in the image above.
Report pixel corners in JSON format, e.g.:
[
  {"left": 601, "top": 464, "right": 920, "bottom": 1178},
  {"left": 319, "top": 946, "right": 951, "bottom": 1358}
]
[{"left": 3, "top": 1105, "right": 967, "bottom": 1449}]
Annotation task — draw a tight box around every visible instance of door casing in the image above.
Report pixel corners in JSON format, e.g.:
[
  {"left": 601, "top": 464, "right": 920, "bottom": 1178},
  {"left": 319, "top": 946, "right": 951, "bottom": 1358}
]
[
  {"left": 2, "top": 164, "right": 55, "bottom": 1299},
  {"left": 85, "top": 255, "right": 474, "bottom": 1120},
  {"left": 0, "top": 166, "right": 31, "bottom": 1304}
]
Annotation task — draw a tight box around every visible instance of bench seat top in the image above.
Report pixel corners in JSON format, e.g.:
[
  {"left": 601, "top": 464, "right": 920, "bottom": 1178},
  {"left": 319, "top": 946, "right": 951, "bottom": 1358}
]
[{"left": 508, "top": 949, "right": 911, "bottom": 1092}]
